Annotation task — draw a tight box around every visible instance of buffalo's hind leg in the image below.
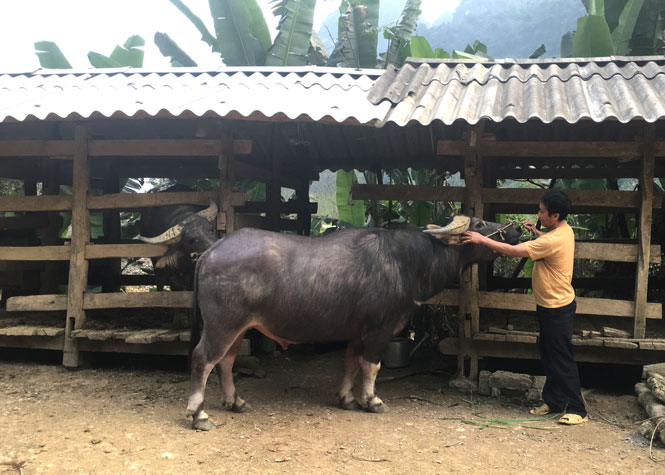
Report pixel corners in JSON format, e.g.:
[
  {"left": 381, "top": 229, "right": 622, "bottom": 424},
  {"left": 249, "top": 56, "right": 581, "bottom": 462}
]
[
  {"left": 359, "top": 333, "right": 391, "bottom": 413},
  {"left": 338, "top": 341, "right": 362, "bottom": 411},
  {"left": 187, "top": 329, "right": 243, "bottom": 431},
  {"left": 215, "top": 334, "right": 250, "bottom": 413}
]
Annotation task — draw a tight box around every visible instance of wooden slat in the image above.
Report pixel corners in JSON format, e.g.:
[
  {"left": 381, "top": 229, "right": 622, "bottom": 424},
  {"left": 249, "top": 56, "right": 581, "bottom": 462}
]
[
  {"left": 83, "top": 291, "right": 192, "bottom": 309},
  {"left": 575, "top": 242, "right": 661, "bottom": 264},
  {"left": 87, "top": 190, "right": 248, "bottom": 210},
  {"left": 437, "top": 140, "right": 642, "bottom": 159},
  {"left": 0, "top": 139, "right": 251, "bottom": 157},
  {"left": 7, "top": 291, "right": 193, "bottom": 312},
  {"left": 351, "top": 185, "right": 659, "bottom": 209},
  {"left": 0, "top": 140, "right": 73, "bottom": 157},
  {"left": 0, "top": 195, "right": 72, "bottom": 211},
  {"left": 0, "top": 215, "right": 49, "bottom": 230},
  {"left": 0, "top": 246, "right": 71, "bottom": 261},
  {"left": 85, "top": 243, "right": 166, "bottom": 259},
  {"left": 89, "top": 139, "right": 251, "bottom": 156},
  {"left": 426, "top": 290, "right": 662, "bottom": 319}
]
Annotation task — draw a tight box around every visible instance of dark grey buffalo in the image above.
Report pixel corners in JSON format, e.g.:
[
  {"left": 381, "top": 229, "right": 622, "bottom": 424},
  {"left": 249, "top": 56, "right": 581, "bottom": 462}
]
[
  {"left": 138, "top": 186, "right": 219, "bottom": 290},
  {"left": 186, "top": 216, "right": 521, "bottom": 430}
]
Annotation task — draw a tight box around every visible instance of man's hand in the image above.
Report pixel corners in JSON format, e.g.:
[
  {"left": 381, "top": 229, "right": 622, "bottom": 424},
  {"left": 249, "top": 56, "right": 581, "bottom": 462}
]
[
  {"left": 522, "top": 220, "right": 542, "bottom": 237},
  {"left": 460, "top": 231, "right": 487, "bottom": 245}
]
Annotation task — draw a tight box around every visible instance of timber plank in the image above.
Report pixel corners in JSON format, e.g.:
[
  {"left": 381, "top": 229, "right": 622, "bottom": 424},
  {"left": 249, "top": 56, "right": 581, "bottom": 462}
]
[
  {"left": 125, "top": 329, "right": 171, "bottom": 344},
  {"left": 0, "top": 140, "right": 73, "bottom": 157},
  {"left": 7, "top": 294, "right": 67, "bottom": 312},
  {"left": 85, "top": 243, "right": 166, "bottom": 259},
  {"left": 604, "top": 339, "right": 639, "bottom": 349},
  {"left": 505, "top": 334, "right": 538, "bottom": 344},
  {"left": 87, "top": 190, "right": 248, "bottom": 210},
  {"left": 0, "top": 195, "right": 72, "bottom": 212},
  {"left": 88, "top": 139, "right": 252, "bottom": 157},
  {"left": 572, "top": 338, "right": 604, "bottom": 347},
  {"left": 575, "top": 242, "right": 661, "bottom": 263},
  {"left": 83, "top": 291, "right": 193, "bottom": 309},
  {"left": 0, "top": 246, "right": 71, "bottom": 261},
  {"left": 436, "top": 140, "right": 642, "bottom": 159}
]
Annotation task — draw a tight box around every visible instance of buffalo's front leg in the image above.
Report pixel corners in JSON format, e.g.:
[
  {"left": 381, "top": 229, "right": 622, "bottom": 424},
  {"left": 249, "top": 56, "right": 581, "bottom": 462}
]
[
  {"left": 215, "top": 334, "right": 249, "bottom": 413},
  {"left": 360, "top": 357, "right": 388, "bottom": 413},
  {"left": 338, "top": 342, "right": 362, "bottom": 411},
  {"left": 186, "top": 338, "right": 218, "bottom": 431}
]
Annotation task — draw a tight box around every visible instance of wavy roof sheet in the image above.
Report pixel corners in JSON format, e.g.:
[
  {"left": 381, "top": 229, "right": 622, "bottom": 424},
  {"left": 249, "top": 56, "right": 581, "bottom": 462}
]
[
  {"left": 368, "top": 56, "right": 665, "bottom": 126},
  {"left": 0, "top": 67, "right": 389, "bottom": 125}
]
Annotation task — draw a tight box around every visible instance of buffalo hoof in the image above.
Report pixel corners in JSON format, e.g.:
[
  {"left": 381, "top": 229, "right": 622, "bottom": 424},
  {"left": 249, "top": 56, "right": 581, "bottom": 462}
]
[
  {"left": 367, "top": 401, "right": 389, "bottom": 414},
  {"left": 193, "top": 418, "right": 215, "bottom": 431},
  {"left": 232, "top": 401, "right": 250, "bottom": 413},
  {"left": 339, "top": 398, "right": 363, "bottom": 411}
]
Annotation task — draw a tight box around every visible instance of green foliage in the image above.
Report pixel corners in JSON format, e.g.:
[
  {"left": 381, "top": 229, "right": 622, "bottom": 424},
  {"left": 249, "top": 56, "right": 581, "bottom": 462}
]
[
  {"left": 265, "top": 0, "right": 317, "bottom": 66},
  {"left": 88, "top": 35, "right": 145, "bottom": 68},
  {"left": 34, "top": 41, "right": 73, "bottom": 69},
  {"left": 383, "top": 0, "right": 422, "bottom": 67},
  {"left": 328, "top": 2, "right": 380, "bottom": 68},
  {"left": 335, "top": 170, "right": 365, "bottom": 227},
  {"left": 154, "top": 32, "right": 198, "bottom": 66},
  {"left": 409, "top": 36, "right": 492, "bottom": 60},
  {"left": 572, "top": 14, "right": 614, "bottom": 56},
  {"left": 208, "top": 0, "right": 271, "bottom": 65}
]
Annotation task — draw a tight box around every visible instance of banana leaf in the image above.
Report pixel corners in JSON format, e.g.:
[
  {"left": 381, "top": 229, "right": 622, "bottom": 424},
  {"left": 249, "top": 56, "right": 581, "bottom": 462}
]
[
  {"left": 169, "top": 0, "right": 220, "bottom": 53},
  {"left": 383, "top": 0, "right": 422, "bottom": 68},
  {"left": 409, "top": 36, "right": 435, "bottom": 57},
  {"left": 572, "top": 14, "right": 614, "bottom": 56},
  {"left": 265, "top": 0, "right": 317, "bottom": 66},
  {"left": 560, "top": 31, "right": 575, "bottom": 57},
  {"left": 209, "top": 0, "right": 271, "bottom": 65},
  {"left": 629, "top": 0, "right": 665, "bottom": 55},
  {"left": 336, "top": 170, "right": 365, "bottom": 227},
  {"left": 529, "top": 44, "right": 547, "bottom": 58},
  {"left": 154, "top": 32, "right": 198, "bottom": 67},
  {"left": 327, "top": 2, "right": 379, "bottom": 68},
  {"left": 611, "top": 0, "right": 645, "bottom": 55},
  {"left": 34, "top": 41, "right": 72, "bottom": 69},
  {"left": 582, "top": 0, "right": 606, "bottom": 16},
  {"left": 88, "top": 35, "right": 145, "bottom": 68},
  {"left": 308, "top": 30, "right": 330, "bottom": 65}
]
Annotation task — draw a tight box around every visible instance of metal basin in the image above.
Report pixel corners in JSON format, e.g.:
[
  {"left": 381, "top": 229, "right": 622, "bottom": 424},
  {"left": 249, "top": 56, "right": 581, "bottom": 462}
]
[{"left": 381, "top": 337, "right": 414, "bottom": 368}]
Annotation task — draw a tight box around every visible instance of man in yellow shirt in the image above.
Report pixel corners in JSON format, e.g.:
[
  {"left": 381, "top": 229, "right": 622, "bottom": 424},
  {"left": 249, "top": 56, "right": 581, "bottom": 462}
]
[{"left": 460, "top": 190, "right": 587, "bottom": 425}]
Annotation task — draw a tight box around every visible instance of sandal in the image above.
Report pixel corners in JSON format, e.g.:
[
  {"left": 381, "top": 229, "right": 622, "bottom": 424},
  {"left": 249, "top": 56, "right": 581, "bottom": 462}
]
[
  {"left": 558, "top": 413, "right": 588, "bottom": 425},
  {"left": 529, "top": 403, "right": 551, "bottom": 415}
]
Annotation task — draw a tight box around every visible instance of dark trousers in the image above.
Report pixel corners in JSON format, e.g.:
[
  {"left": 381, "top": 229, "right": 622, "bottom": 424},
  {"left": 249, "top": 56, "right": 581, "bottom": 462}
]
[{"left": 537, "top": 300, "right": 586, "bottom": 417}]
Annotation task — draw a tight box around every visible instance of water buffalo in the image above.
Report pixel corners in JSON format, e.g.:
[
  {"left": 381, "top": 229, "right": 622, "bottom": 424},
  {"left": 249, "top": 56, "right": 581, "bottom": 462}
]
[
  {"left": 186, "top": 216, "right": 522, "bottom": 430},
  {"left": 138, "top": 186, "right": 219, "bottom": 290}
]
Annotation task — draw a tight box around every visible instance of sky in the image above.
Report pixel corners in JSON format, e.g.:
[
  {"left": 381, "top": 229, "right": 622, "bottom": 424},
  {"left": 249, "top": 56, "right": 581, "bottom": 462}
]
[{"left": 0, "top": 0, "right": 460, "bottom": 71}]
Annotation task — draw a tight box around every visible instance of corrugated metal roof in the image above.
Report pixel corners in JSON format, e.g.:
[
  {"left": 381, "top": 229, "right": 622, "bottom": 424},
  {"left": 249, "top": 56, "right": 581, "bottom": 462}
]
[
  {"left": 368, "top": 56, "right": 665, "bottom": 126},
  {"left": 0, "top": 67, "right": 390, "bottom": 125}
]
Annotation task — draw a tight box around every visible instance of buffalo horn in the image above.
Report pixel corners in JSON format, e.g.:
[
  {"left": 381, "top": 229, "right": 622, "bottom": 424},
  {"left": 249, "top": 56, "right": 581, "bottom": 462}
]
[
  {"left": 423, "top": 216, "right": 471, "bottom": 235},
  {"left": 137, "top": 224, "right": 183, "bottom": 245},
  {"left": 197, "top": 202, "right": 218, "bottom": 222}
]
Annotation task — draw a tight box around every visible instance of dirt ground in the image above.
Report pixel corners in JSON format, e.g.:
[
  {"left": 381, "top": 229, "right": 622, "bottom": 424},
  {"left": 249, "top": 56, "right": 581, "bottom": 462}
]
[{"left": 1, "top": 347, "right": 663, "bottom": 475}]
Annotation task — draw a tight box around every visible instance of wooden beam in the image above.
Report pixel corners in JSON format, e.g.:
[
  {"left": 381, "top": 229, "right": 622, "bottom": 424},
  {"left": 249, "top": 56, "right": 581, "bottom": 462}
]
[
  {"left": 437, "top": 140, "right": 643, "bottom": 159},
  {"left": 0, "top": 246, "right": 71, "bottom": 261},
  {"left": 85, "top": 243, "right": 167, "bottom": 259},
  {"left": 575, "top": 242, "right": 661, "bottom": 263},
  {"left": 218, "top": 134, "right": 235, "bottom": 234},
  {"left": 351, "top": 185, "right": 658, "bottom": 209},
  {"left": 634, "top": 124, "right": 655, "bottom": 339},
  {"left": 426, "top": 290, "right": 662, "bottom": 319},
  {"left": 7, "top": 291, "right": 193, "bottom": 312},
  {"left": 0, "top": 139, "right": 252, "bottom": 157},
  {"left": 86, "top": 190, "right": 252, "bottom": 210},
  {"left": 0, "top": 195, "right": 72, "bottom": 212},
  {"left": 63, "top": 125, "right": 89, "bottom": 368}
]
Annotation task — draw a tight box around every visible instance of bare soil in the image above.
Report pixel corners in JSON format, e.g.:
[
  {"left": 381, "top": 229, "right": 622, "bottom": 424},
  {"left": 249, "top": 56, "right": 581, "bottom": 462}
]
[{"left": 0, "top": 348, "right": 663, "bottom": 474}]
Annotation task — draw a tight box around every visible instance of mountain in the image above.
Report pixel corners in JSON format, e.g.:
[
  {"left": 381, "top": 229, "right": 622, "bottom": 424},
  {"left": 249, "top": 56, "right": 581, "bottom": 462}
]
[{"left": 318, "top": 0, "right": 587, "bottom": 60}]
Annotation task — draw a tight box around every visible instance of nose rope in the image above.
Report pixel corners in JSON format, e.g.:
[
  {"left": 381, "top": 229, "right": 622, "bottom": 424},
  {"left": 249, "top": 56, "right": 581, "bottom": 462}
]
[{"left": 483, "top": 220, "right": 519, "bottom": 241}]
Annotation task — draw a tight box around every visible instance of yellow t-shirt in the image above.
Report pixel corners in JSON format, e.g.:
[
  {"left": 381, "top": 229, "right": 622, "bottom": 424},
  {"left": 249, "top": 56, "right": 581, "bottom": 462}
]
[{"left": 524, "top": 222, "right": 575, "bottom": 308}]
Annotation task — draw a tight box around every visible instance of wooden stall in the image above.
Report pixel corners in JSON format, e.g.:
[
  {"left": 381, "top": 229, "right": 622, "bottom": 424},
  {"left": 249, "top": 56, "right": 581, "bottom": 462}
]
[{"left": 1, "top": 59, "right": 664, "bottom": 374}]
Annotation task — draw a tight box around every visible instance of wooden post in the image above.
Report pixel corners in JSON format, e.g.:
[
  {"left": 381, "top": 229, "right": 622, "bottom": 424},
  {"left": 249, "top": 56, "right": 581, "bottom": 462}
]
[
  {"left": 63, "top": 125, "right": 90, "bottom": 367},
  {"left": 458, "top": 123, "right": 485, "bottom": 379},
  {"left": 218, "top": 132, "right": 235, "bottom": 235},
  {"left": 267, "top": 147, "right": 282, "bottom": 232},
  {"left": 39, "top": 161, "right": 60, "bottom": 294},
  {"left": 296, "top": 175, "right": 311, "bottom": 236},
  {"left": 633, "top": 123, "right": 655, "bottom": 339},
  {"left": 102, "top": 170, "right": 121, "bottom": 293}
]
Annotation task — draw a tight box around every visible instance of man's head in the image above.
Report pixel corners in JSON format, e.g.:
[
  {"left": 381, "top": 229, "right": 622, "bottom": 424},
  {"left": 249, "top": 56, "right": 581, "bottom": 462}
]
[{"left": 538, "top": 190, "right": 571, "bottom": 226}]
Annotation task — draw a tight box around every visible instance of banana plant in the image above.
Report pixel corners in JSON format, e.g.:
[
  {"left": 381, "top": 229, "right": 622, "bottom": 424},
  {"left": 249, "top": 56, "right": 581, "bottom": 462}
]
[
  {"left": 327, "top": 0, "right": 381, "bottom": 68},
  {"left": 35, "top": 35, "right": 145, "bottom": 69},
  {"left": 561, "top": 0, "right": 661, "bottom": 57},
  {"left": 382, "top": 0, "right": 422, "bottom": 67},
  {"left": 162, "top": 0, "right": 323, "bottom": 67}
]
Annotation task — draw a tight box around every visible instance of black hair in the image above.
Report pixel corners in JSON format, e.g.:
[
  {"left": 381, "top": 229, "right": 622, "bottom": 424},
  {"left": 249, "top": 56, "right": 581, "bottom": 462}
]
[{"left": 541, "top": 190, "right": 571, "bottom": 221}]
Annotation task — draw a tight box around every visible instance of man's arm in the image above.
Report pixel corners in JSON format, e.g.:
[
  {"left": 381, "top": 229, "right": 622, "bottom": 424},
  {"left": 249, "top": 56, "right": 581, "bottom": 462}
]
[{"left": 460, "top": 231, "right": 531, "bottom": 258}]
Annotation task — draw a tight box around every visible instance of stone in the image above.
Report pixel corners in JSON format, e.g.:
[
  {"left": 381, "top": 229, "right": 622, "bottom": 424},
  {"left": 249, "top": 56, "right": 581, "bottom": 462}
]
[
  {"left": 489, "top": 370, "right": 533, "bottom": 391},
  {"left": 478, "top": 370, "right": 491, "bottom": 396},
  {"left": 532, "top": 376, "right": 546, "bottom": 390},
  {"left": 448, "top": 378, "right": 478, "bottom": 392},
  {"left": 526, "top": 388, "right": 542, "bottom": 403},
  {"left": 490, "top": 387, "right": 501, "bottom": 397}
]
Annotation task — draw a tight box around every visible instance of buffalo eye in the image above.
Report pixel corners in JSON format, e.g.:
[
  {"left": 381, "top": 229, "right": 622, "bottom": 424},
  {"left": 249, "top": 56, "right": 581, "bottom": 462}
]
[{"left": 475, "top": 221, "right": 484, "bottom": 229}]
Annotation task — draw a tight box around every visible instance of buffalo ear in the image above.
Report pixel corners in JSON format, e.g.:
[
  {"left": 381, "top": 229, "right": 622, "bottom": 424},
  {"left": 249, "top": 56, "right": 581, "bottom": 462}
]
[
  {"left": 155, "top": 249, "right": 186, "bottom": 269},
  {"left": 432, "top": 234, "right": 463, "bottom": 245}
]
